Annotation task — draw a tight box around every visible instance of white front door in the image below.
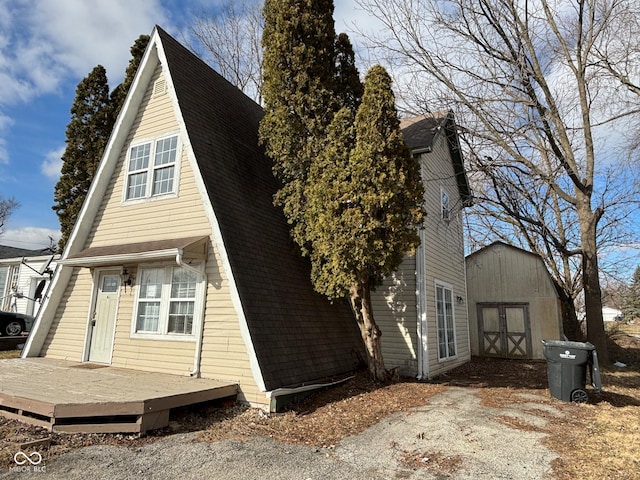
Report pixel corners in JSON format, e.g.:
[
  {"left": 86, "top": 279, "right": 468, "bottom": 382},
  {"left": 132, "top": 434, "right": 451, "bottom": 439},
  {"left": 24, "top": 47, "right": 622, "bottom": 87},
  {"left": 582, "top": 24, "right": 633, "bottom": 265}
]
[{"left": 88, "top": 271, "right": 120, "bottom": 363}]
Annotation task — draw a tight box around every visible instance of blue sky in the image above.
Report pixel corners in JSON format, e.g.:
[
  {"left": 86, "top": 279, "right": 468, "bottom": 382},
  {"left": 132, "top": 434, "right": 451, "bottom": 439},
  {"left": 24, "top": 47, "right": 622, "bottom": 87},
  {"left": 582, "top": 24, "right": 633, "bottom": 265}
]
[{"left": 0, "top": 0, "right": 367, "bottom": 250}]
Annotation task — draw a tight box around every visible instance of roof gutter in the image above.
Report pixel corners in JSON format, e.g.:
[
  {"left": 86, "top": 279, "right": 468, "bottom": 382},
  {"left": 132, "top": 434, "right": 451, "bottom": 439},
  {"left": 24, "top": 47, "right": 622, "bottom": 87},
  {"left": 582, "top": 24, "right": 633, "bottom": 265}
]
[
  {"left": 61, "top": 249, "right": 183, "bottom": 267},
  {"left": 175, "top": 250, "right": 207, "bottom": 378},
  {"left": 265, "top": 375, "right": 355, "bottom": 413}
]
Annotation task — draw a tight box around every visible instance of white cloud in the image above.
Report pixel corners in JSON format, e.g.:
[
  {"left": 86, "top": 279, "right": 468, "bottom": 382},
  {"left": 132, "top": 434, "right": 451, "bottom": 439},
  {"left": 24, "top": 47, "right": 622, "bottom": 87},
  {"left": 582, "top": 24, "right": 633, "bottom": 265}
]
[
  {"left": 31, "top": 0, "right": 170, "bottom": 81},
  {"left": 0, "top": 0, "right": 171, "bottom": 107},
  {"left": 41, "top": 146, "right": 65, "bottom": 180},
  {"left": 0, "top": 226, "right": 60, "bottom": 250}
]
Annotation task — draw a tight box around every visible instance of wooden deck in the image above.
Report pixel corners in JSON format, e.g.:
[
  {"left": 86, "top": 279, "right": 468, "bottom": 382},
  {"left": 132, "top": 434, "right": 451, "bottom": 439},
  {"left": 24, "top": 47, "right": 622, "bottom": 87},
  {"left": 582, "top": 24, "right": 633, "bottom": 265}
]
[{"left": 0, "top": 357, "right": 237, "bottom": 434}]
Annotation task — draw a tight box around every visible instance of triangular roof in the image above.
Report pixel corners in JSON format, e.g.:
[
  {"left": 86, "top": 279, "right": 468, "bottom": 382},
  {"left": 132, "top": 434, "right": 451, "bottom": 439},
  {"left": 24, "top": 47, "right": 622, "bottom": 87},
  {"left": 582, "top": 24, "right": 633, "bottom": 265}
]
[
  {"left": 465, "top": 240, "right": 545, "bottom": 263},
  {"left": 401, "top": 111, "right": 472, "bottom": 207},
  {"left": 465, "top": 240, "right": 562, "bottom": 297},
  {"left": 25, "top": 26, "right": 363, "bottom": 392}
]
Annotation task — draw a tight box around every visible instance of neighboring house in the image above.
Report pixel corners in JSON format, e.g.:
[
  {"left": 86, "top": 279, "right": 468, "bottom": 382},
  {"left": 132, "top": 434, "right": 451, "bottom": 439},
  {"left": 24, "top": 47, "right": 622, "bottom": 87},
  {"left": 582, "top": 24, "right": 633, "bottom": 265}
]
[
  {"left": 602, "top": 306, "right": 622, "bottom": 323},
  {"left": 0, "top": 245, "right": 57, "bottom": 320},
  {"left": 465, "top": 241, "right": 563, "bottom": 360},
  {"left": 24, "top": 26, "right": 364, "bottom": 410},
  {"left": 371, "top": 112, "right": 473, "bottom": 379}
]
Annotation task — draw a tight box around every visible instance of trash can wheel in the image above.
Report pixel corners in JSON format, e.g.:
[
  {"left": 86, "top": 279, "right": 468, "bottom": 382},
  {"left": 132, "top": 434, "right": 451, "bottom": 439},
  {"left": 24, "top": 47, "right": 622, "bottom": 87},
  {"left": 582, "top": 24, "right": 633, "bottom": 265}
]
[{"left": 570, "top": 389, "right": 588, "bottom": 403}]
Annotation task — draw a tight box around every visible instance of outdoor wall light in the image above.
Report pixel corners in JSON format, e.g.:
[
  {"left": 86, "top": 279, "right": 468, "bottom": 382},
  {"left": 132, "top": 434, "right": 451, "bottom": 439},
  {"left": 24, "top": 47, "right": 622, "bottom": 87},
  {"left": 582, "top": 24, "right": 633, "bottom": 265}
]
[
  {"left": 121, "top": 268, "right": 133, "bottom": 291},
  {"left": 456, "top": 296, "right": 464, "bottom": 305}
]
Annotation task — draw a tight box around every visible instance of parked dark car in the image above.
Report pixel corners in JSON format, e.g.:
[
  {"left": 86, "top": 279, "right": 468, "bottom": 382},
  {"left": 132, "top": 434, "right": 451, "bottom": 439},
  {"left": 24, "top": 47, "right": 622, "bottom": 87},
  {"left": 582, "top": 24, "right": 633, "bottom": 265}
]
[{"left": 0, "top": 311, "right": 34, "bottom": 336}]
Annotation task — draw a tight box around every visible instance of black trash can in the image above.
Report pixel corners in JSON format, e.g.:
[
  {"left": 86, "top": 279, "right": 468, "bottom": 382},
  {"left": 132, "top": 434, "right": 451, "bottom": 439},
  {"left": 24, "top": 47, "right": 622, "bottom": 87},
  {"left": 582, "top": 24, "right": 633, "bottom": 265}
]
[{"left": 542, "top": 340, "right": 602, "bottom": 402}]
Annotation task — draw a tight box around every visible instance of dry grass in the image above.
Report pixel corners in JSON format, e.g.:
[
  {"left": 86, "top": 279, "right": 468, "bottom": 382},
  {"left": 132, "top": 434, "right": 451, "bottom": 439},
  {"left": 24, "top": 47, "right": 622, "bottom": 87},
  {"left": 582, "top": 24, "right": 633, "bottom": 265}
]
[
  {"left": 610, "top": 322, "right": 640, "bottom": 336},
  {"left": 546, "top": 367, "right": 640, "bottom": 480},
  {"left": 0, "top": 349, "right": 20, "bottom": 360},
  {"left": 194, "top": 377, "right": 447, "bottom": 448}
]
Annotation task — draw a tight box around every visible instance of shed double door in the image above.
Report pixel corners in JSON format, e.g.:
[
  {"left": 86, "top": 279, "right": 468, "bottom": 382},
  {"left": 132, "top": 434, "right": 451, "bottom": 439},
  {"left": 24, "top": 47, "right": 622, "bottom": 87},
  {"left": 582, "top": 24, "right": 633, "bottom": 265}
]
[{"left": 478, "top": 303, "right": 532, "bottom": 358}]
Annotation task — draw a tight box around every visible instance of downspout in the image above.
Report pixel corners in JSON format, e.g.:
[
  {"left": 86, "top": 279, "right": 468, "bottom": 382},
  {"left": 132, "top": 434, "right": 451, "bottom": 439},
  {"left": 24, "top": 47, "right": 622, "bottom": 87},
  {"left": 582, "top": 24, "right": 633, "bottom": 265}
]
[
  {"left": 175, "top": 250, "right": 206, "bottom": 377},
  {"left": 416, "top": 230, "right": 424, "bottom": 380}
]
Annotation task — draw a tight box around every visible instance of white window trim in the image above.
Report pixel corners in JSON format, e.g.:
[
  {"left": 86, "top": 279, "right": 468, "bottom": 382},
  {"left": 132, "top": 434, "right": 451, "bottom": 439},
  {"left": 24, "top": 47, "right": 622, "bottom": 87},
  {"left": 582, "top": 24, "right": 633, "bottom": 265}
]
[
  {"left": 440, "top": 187, "right": 451, "bottom": 222},
  {"left": 130, "top": 262, "right": 205, "bottom": 342},
  {"left": 123, "top": 132, "right": 181, "bottom": 204},
  {"left": 435, "top": 280, "right": 457, "bottom": 361}
]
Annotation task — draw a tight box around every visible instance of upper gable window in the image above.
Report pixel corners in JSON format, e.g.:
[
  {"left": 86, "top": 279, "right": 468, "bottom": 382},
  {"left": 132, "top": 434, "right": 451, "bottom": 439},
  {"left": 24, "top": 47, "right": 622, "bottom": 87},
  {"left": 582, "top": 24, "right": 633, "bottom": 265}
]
[
  {"left": 441, "top": 188, "right": 451, "bottom": 222},
  {"left": 125, "top": 134, "right": 179, "bottom": 201}
]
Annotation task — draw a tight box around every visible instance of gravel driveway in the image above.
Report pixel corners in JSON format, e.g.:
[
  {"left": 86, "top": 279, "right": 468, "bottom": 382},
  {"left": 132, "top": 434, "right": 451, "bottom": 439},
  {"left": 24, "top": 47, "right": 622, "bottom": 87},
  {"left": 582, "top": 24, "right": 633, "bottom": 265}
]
[{"left": 1, "top": 386, "right": 563, "bottom": 479}]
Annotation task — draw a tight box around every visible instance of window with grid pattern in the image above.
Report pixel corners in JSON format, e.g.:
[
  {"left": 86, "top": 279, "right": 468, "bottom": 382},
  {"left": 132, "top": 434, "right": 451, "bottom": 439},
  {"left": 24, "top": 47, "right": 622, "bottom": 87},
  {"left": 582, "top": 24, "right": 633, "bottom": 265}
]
[
  {"left": 125, "top": 135, "right": 178, "bottom": 201},
  {"left": 133, "top": 265, "right": 201, "bottom": 338}
]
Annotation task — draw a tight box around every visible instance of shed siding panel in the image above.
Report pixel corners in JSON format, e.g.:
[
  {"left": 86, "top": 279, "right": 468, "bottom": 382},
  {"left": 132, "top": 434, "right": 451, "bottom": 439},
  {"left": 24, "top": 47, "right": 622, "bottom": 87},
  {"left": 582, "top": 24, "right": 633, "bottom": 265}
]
[{"left": 466, "top": 243, "right": 563, "bottom": 359}]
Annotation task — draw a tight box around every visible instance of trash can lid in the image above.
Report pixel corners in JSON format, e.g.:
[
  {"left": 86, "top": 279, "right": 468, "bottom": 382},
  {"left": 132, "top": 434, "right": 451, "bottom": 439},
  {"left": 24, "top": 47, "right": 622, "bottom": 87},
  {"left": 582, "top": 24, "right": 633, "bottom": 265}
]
[{"left": 542, "top": 339, "right": 595, "bottom": 350}]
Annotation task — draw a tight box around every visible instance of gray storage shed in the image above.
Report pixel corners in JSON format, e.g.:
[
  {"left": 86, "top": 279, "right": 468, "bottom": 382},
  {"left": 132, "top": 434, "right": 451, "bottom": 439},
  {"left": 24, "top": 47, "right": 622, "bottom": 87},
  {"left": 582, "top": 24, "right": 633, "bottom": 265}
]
[{"left": 465, "top": 242, "right": 563, "bottom": 359}]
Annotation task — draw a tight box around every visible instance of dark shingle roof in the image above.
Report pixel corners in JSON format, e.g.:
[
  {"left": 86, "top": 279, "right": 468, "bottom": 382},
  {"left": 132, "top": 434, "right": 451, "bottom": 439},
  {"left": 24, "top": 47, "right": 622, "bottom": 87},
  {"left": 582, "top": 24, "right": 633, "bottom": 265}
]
[
  {"left": 157, "top": 27, "right": 364, "bottom": 390},
  {"left": 401, "top": 112, "right": 472, "bottom": 207},
  {"left": 0, "top": 245, "right": 49, "bottom": 260},
  {"left": 401, "top": 113, "right": 444, "bottom": 151}
]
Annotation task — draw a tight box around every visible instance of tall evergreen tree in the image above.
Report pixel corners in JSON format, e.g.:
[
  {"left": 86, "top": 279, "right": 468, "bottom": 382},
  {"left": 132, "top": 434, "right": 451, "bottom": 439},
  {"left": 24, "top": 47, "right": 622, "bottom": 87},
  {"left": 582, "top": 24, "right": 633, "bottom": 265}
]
[
  {"left": 622, "top": 266, "right": 640, "bottom": 323},
  {"left": 305, "top": 66, "right": 424, "bottom": 381},
  {"left": 259, "top": 0, "right": 338, "bottom": 248},
  {"left": 53, "top": 65, "right": 112, "bottom": 250},
  {"left": 261, "top": 1, "right": 422, "bottom": 381},
  {"left": 110, "top": 35, "right": 150, "bottom": 119},
  {"left": 334, "top": 33, "right": 363, "bottom": 116}
]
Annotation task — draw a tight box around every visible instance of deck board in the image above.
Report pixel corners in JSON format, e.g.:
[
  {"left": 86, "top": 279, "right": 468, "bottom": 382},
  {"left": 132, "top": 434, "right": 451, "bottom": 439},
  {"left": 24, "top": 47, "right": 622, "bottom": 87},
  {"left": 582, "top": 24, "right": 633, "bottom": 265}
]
[{"left": 0, "top": 357, "right": 237, "bottom": 434}]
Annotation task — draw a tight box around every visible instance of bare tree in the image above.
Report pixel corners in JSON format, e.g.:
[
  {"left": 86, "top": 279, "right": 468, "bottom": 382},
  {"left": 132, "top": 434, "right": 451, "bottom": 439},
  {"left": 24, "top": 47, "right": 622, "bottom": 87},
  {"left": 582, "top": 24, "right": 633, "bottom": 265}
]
[
  {"left": 358, "top": 0, "right": 640, "bottom": 362},
  {"left": 589, "top": 3, "right": 640, "bottom": 158},
  {"left": 0, "top": 196, "right": 19, "bottom": 237},
  {"left": 187, "top": 1, "right": 264, "bottom": 103}
]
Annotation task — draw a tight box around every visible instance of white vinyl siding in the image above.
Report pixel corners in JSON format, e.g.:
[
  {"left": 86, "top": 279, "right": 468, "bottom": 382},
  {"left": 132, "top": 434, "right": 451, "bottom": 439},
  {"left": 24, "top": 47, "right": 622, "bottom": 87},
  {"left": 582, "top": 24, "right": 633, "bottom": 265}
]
[
  {"left": 371, "top": 256, "right": 419, "bottom": 376},
  {"left": 0, "top": 266, "right": 8, "bottom": 310},
  {"left": 420, "top": 133, "right": 469, "bottom": 376}
]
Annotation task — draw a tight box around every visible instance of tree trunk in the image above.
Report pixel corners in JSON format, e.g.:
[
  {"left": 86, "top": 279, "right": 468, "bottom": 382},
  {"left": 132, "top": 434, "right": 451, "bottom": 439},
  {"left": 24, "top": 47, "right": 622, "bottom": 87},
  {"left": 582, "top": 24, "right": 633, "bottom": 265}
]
[
  {"left": 349, "top": 282, "right": 390, "bottom": 382},
  {"left": 577, "top": 195, "right": 609, "bottom": 363},
  {"left": 553, "top": 279, "right": 583, "bottom": 341}
]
